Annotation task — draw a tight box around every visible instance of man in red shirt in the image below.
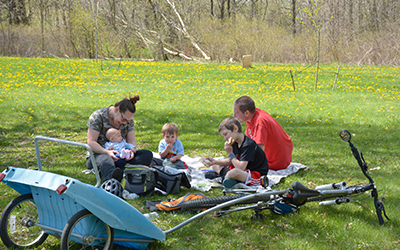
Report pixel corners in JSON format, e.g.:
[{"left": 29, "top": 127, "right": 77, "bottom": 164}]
[{"left": 233, "top": 96, "right": 293, "bottom": 170}]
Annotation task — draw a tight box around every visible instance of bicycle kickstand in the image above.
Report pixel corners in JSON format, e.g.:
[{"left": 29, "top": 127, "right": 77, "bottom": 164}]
[{"left": 251, "top": 208, "right": 264, "bottom": 221}]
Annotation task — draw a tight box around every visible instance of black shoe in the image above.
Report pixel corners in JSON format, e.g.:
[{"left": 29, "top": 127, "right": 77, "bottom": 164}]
[
  {"left": 111, "top": 168, "right": 123, "bottom": 182},
  {"left": 260, "top": 175, "right": 269, "bottom": 188},
  {"left": 205, "top": 171, "right": 220, "bottom": 180}
]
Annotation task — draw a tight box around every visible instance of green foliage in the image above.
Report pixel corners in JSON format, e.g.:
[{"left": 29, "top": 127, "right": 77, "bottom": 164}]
[
  {"left": 0, "top": 57, "right": 399, "bottom": 249},
  {"left": 298, "top": 0, "right": 325, "bottom": 30}
]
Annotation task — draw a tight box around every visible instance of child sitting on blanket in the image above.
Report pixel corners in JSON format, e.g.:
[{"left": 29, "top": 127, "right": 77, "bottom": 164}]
[
  {"left": 205, "top": 117, "right": 269, "bottom": 188},
  {"left": 158, "top": 123, "right": 187, "bottom": 169},
  {"left": 105, "top": 128, "right": 136, "bottom": 167}
]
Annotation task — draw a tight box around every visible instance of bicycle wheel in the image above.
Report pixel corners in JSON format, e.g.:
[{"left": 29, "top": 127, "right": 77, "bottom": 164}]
[
  {"left": 60, "top": 209, "right": 114, "bottom": 250},
  {"left": 0, "top": 193, "right": 48, "bottom": 248},
  {"left": 180, "top": 194, "right": 271, "bottom": 210},
  {"left": 180, "top": 195, "right": 245, "bottom": 210}
]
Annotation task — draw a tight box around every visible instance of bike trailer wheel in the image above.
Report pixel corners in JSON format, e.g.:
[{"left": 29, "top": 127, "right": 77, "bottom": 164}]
[
  {"left": 60, "top": 209, "right": 114, "bottom": 250},
  {"left": 0, "top": 193, "right": 48, "bottom": 248}
]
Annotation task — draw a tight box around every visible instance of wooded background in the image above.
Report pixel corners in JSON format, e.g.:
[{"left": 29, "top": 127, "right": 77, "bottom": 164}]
[{"left": 1, "top": 0, "right": 399, "bottom": 65}]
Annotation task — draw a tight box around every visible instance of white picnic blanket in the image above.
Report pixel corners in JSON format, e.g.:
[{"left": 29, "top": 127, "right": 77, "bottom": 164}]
[
  {"left": 266, "top": 162, "right": 308, "bottom": 186},
  {"left": 157, "top": 153, "right": 308, "bottom": 191},
  {"left": 83, "top": 153, "right": 308, "bottom": 192}
]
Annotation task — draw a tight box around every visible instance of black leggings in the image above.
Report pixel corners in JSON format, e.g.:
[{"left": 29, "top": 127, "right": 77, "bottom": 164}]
[{"left": 86, "top": 149, "right": 153, "bottom": 181}]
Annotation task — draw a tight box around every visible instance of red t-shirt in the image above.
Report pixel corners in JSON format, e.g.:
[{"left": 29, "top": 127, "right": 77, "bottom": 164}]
[{"left": 245, "top": 108, "right": 293, "bottom": 170}]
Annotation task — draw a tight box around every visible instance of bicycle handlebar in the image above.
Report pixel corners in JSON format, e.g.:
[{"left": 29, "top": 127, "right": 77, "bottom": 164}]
[
  {"left": 349, "top": 141, "right": 373, "bottom": 184},
  {"left": 315, "top": 182, "right": 346, "bottom": 190},
  {"left": 319, "top": 197, "right": 350, "bottom": 205},
  {"left": 343, "top": 131, "right": 389, "bottom": 225}
]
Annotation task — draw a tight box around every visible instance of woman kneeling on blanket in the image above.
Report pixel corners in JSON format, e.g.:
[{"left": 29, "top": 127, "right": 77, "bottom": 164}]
[{"left": 206, "top": 117, "right": 269, "bottom": 188}]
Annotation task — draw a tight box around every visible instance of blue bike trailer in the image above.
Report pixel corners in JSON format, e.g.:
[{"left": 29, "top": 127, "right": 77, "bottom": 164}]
[
  {"left": 1, "top": 135, "right": 167, "bottom": 249},
  {"left": 1, "top": 166, "right": 165, "bottom": 249}
]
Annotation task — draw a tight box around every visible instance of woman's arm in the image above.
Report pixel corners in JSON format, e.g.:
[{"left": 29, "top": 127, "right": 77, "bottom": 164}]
[
  {"left": 125, "top": 130, "right": 137, "bottom": 160},
  {"left": 87, "top": 128, "right": 117, "bottom": 159},
  {"left": 126, "top": 130, "right": 137, "bottom": 148},
  {"left": 87, "top": 128, "right": 107, "bottom": 154}
]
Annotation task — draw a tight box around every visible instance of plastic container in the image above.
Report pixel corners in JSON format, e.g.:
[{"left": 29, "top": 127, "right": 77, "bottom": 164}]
[
  {"left": 122, "top": 190, "right": 139, "bottom": 200},
  {"left": 144, "top": 212, "right": 159, "bottom": 220}
]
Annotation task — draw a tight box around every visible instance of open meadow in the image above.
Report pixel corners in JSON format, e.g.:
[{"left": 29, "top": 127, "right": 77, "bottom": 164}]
[{"left": 0, "top": 57, "right": 399, "bottom": 249}]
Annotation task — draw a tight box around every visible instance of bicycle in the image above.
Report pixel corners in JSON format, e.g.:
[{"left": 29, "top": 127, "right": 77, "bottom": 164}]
[{"left": 169, "top": 130, "right": 389, "bottom": 226}]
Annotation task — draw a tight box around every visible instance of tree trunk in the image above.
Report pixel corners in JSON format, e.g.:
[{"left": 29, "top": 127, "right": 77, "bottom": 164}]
[
  {"left": 16, "top": 0, "right": 28, "bottom": 24},
  {"left": 292, "top": 0, "right": 296, "bottom": 35},
  {"left": 220, "top": 0, "right": 225, "bottom": 19},
  {"left": 371, "top": 0, "right": 378, "bottom": 30}
]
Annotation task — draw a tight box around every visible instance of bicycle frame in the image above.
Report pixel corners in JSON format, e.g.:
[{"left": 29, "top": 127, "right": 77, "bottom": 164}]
[
  {"left": 207, "top": 130, "right": 389, "bottom": 225},
  {"left": 186, "top": 130, "right": 389, "bottom": 225}
]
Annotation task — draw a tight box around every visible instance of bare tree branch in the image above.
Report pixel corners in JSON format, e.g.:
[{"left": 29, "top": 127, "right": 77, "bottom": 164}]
[{"left": 166, "top": 0, "right": 210, "bottom": 60}]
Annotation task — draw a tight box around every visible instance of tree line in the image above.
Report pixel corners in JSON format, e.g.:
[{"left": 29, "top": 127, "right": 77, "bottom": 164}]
[{"left": 1, "top": 0, "right": 399, "bottom": 65}]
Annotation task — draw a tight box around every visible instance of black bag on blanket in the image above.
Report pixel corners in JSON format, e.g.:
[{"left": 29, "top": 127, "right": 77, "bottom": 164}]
[
  {"left": 151, "top": 158, "right": 191, "bottom": 195},
  {"left": 121, "top": 164, "right": 158, "bottom": 197}
]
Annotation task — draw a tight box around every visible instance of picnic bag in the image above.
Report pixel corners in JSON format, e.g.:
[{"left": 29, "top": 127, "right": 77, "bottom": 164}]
[
  {"left": 121, "top": 164, "right": 158, "bottom": 197},
  {"left": 151, "top": 158, "right": 191, "bottom": 195}
]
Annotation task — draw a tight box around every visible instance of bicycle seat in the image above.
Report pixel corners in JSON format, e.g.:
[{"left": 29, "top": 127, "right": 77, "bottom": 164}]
[{"left": 291, "top": 181, "right": 320, "bottom": 206}]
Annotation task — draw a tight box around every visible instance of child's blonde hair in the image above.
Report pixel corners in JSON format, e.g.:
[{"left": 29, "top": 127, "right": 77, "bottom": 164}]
[{"left": 162, "top": 123, "right": 179, "bottom": 135}]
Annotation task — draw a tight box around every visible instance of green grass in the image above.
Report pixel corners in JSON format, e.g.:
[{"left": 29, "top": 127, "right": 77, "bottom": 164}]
[{"left": 0, "top": 57, "right": 399, "bottom": 249}]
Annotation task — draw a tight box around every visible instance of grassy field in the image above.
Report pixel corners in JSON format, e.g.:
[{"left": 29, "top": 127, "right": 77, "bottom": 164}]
[{"left": 0, "top": 57, "right": 399, "bottom": 249}]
